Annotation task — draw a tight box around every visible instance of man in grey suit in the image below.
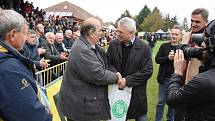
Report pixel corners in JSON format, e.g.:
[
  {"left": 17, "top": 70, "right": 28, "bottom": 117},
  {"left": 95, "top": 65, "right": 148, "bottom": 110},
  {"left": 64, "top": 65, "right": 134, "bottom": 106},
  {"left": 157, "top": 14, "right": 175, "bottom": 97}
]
[
  {"left": 106, "top": 17, "right": 153, "bottom": 121},
  {"left": 59, "top": 18, "right": 122, "bottom": 121}
]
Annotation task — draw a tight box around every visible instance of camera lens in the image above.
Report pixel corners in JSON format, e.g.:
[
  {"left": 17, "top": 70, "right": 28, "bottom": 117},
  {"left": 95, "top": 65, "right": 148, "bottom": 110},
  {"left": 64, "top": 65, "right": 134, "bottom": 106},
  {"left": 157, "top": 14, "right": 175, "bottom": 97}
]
[{"left": 183, "top": 46, "right": 203, "bottom": 59}]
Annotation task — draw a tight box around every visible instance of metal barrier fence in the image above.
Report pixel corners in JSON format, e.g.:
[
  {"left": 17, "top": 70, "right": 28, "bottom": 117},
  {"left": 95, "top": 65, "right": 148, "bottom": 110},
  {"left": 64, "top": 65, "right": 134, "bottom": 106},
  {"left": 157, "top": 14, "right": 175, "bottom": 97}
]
[{"left": 35, "top": 61, "right": 67, "bottom": 86}]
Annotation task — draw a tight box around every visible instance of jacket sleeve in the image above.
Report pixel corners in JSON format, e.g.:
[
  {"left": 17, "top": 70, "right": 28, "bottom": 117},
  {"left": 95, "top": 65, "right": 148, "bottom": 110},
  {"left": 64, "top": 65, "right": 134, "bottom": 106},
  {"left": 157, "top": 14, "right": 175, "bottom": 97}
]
[
  {"left": 74, "top": 47, "right": 118, "bottom": 86},
  {"left": 155, "top": 43, "right": 172, "bottom": 64},
  {"left": 0, "top": 60, "right": 52, "bottom": 121},
  {"left": 167, "top": 73, "right": 210, "bottom": 108}
]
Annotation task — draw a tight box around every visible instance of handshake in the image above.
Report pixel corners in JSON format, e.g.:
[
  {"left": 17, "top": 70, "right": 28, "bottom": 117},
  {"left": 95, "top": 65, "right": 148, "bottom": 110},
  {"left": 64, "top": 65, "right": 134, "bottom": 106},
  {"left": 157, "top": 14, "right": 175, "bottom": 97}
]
[{"left": 116, "top": 72, "right": 126, "bottom": 90}]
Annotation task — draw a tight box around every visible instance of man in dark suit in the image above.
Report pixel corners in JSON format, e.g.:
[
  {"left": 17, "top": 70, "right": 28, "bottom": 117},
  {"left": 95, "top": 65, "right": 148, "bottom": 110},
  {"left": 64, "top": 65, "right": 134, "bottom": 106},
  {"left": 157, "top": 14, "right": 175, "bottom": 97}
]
[
  {"left": 106, "top": 17, "right": 153, "bottom": 121},
  {"left": 59, "top": 18, "right": 122, "bottom": 121}
]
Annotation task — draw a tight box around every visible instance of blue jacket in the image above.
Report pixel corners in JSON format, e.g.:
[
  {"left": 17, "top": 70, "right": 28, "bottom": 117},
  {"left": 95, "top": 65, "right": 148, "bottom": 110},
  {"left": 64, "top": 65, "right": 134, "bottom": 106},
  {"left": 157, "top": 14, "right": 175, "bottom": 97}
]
[
  {"left": 0, "top": 40, "right": 52, "bottom": 121},
  {"left": 22, "top": 42, "right": 41, "bottom": 70}
]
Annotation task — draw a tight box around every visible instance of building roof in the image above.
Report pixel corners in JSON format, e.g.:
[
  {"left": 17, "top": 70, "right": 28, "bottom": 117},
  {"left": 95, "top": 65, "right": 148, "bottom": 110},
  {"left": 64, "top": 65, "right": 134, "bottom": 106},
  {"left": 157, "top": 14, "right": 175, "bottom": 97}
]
[{"left": 44, "top": 1, "right": 94, "bottom": 21}]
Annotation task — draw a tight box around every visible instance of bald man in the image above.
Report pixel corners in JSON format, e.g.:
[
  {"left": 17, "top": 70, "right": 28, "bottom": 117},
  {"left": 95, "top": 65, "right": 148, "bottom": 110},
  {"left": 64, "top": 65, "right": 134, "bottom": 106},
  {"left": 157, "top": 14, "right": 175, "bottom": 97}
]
[{"left": 59, "top": 18, "right": 122, "bottom": 121}]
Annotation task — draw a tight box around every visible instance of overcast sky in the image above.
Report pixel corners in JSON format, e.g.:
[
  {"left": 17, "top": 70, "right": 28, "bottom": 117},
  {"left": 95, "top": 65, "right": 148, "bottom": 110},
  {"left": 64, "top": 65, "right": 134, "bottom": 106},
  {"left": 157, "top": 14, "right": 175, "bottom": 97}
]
[{"left": 29, "top": 0, "right": 214, "bottom": 24}]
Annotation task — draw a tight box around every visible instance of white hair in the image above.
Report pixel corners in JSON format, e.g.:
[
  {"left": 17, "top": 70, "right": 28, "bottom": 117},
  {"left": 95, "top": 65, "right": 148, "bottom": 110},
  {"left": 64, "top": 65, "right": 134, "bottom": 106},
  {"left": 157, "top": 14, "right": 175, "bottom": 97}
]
[
  {"left": 45, "top": 32, "right": 55, "bottom": 39},
  {"left": 118, "top": 17, "right": 136, "bottom": 34},
  {"left": 65, "top": 29, "right": 72, "bottom": 34}
]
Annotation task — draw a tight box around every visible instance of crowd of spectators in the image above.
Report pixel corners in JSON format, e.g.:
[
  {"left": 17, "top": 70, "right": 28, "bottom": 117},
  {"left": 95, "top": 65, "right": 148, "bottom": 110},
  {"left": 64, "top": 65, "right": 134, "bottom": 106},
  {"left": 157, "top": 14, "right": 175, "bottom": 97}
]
[{"left": 0, "top": 0, "right": 116, "bottom": 72}]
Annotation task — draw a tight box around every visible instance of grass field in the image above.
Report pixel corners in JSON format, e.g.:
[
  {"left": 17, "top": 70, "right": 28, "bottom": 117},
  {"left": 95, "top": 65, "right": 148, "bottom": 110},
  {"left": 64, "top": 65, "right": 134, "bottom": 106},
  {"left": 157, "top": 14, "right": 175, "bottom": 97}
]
[{"left": 129, "top": 40, "right": 168, "bottom": 121}]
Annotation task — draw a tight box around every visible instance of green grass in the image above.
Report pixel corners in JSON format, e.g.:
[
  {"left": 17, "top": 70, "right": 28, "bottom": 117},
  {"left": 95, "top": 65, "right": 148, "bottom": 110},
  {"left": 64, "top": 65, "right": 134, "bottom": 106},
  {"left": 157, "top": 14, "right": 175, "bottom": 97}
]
[
  {"left": 128, "top": 40, "right": 169, "bottom": 121},
  {"left": 147, "top": 40, "right": 168, "bottom": 121}
]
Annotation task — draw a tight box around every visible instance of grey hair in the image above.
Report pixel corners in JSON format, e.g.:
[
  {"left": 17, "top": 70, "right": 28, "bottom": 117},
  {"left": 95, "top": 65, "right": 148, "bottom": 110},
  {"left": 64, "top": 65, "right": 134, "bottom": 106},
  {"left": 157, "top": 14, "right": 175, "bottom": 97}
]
[
  {"left": 118, "top": 17, "right": 136, "bottom": 33},
  {"left": 0, "top": 10, "right": 27, "bottom": 40}
]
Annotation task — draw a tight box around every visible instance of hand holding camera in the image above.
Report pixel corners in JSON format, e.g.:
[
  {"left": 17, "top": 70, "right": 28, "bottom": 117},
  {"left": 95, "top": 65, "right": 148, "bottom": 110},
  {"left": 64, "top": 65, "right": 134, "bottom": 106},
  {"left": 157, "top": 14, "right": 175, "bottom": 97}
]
[
  {"left": 168, "top": 50, "right": 175, "bottom": 61},
  {"left": 174, "top": 49, "right": 186, "bottom": 75}
]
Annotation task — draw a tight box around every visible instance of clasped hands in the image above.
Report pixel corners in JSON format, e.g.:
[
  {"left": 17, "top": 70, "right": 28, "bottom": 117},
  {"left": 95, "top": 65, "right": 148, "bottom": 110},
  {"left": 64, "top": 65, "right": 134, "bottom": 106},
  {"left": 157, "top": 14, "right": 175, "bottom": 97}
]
[{"left": 116, "top": 72, "right": 126, "bottom": 90}]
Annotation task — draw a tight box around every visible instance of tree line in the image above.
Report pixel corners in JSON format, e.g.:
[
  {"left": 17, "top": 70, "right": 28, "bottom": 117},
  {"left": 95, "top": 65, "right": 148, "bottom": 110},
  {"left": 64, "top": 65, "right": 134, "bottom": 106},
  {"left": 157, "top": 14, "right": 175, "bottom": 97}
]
[{"left": 107, "top": 5, "right": 190, "bottom": 32}]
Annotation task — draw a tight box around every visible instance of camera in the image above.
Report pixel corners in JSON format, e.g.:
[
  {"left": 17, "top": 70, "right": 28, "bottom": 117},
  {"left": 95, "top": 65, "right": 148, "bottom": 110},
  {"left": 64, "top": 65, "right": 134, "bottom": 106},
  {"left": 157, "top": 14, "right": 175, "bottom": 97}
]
[
  {"left": 174, "top": 44, "right": 203, "bottom": 60},
  {"left": 174, "top": 33, "right": 204, "bottom": 60},
  {"left": 173, "top": 20, "right": 215, "bottom": 60}
]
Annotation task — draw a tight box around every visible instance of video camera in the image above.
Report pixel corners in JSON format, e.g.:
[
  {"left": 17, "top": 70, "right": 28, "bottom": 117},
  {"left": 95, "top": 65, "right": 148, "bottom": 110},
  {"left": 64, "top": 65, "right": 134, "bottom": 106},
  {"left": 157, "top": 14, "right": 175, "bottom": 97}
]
[{"left": 173, "top": 20, "right": 215, "bottom": 60}]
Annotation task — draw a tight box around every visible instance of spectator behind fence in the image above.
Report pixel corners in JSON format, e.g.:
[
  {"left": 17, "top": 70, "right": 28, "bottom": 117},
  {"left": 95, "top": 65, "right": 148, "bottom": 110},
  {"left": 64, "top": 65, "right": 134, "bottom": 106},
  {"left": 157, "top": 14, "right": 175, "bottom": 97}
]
[
  {"left": 54, "top": 32, "right": 68, "bottom": 54},
  {"left": 59, "top": 18, "right": 123, "bottom": 121},
  {"left": 63, "top": 29, "right": 74, "bottom": 48},
  {"left": 36, "top": 23, "right": 46, "bottom": 56},
  {"left": 41, "top": 32, "right": 68, "bottom": 66},
  {"left": 106, "top": 17, "right": 153, "bottom": 121},
  {"left": 0, "top": 9, "right": 52, "bottom": 121},
  {"left": 154, "top": 25, "right": 183, "bottom": 121},
  {"left": 22, "top": 29, "right": 49, "bottom": 71}
]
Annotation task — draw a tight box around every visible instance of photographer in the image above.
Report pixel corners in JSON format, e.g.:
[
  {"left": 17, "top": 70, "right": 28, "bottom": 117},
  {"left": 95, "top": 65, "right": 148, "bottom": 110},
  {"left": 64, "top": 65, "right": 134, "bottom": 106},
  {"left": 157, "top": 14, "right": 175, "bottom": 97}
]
[{"left": 167, "top": 20, "right": 215, "bottom": 121}]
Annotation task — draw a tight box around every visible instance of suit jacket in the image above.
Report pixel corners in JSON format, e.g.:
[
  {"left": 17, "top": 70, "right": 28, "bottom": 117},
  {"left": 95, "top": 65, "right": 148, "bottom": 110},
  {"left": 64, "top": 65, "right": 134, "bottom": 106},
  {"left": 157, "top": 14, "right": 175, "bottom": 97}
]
[
  {"left": 59, "top": 35, "right": 118, "bottom": 121},
  {"left": 106, "top": 37, "right": 153, "bottom": 118}
]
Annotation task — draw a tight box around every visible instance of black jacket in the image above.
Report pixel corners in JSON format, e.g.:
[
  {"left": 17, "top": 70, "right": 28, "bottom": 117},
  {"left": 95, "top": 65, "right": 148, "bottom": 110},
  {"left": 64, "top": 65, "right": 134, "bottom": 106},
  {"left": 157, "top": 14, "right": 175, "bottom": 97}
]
[
  {"left": 167, "top": 68, "right": 215, "bottom": 121},
  {"left": 155, "top": 42, "right": 175, "bottom": 83},
  {"left": 106, "top": 37, "right": 153, "bottom": 118}
]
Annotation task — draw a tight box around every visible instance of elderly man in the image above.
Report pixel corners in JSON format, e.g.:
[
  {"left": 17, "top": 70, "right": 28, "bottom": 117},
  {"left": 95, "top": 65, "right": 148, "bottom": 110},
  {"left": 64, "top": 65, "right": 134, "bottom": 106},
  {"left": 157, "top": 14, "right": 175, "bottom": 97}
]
[
  {"left": 106, "top": 17, "right": 153, "bottom": 121},
  {"left": 36, "top": 23, "right": 46, "bottom": 56},
  {"left": 0, "top": 9, "right": 52, "bottom": 121},
  {"left": 41, "top": 32, "right": 68, "bottom": 66},
  {"left": 63, "top": 29, "right": 73, "bottom": 48},
  {"left": 59, "top": 18, "right": 122, "bottom": 121},
  {"left": 54, "top": 32, "right": 68, "bottom": 54}
]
